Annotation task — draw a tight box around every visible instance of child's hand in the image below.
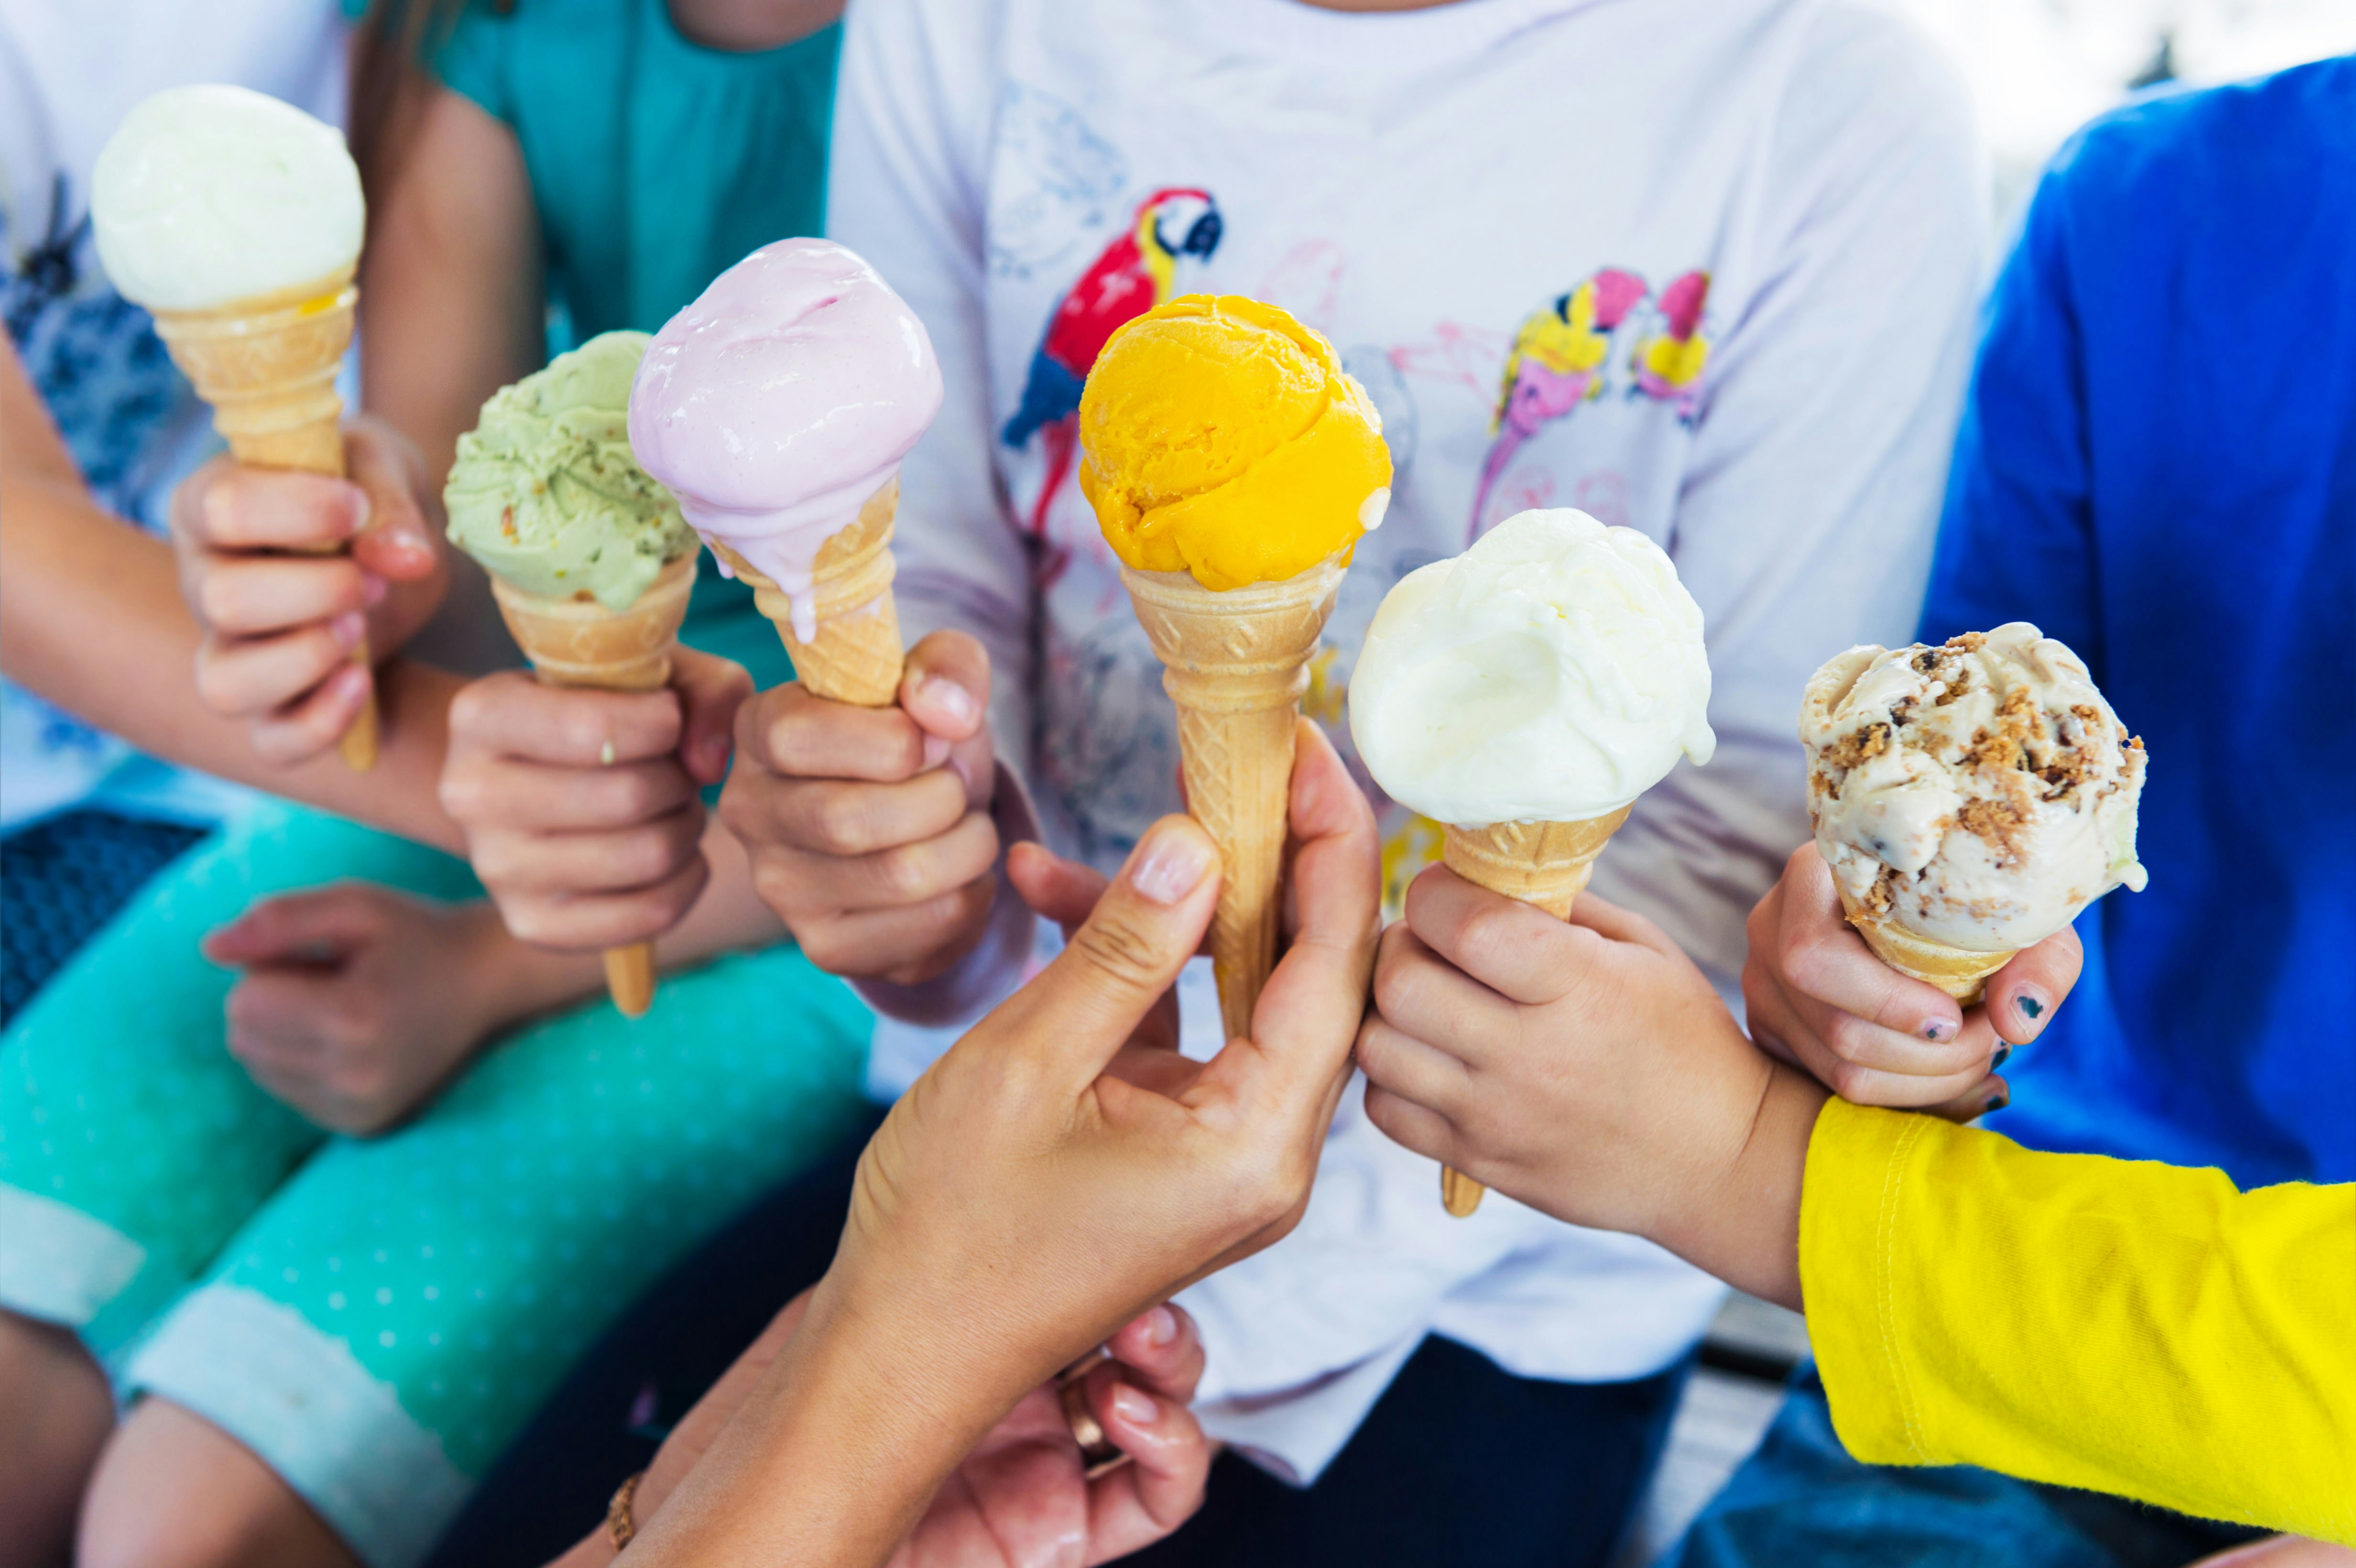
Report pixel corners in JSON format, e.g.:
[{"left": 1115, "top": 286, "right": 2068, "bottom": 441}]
[
  {"left": 204, "top": 886, "right": 591, "bottom": 1135},
  {"left": 719, "top": 631, "right": 1000, "bottom": 985},
  {"left": 1744, "top": 843, "right": 2083, "bottom": 1120},
  {"left": 168, "top": 418, "right": 448, "bottom": 764},
  {"left": 1359, "top": 866, "right": 1826, "bottom": 1308},
  {"left": 440, "top": 649, "right": 750, "bottom": 949}
]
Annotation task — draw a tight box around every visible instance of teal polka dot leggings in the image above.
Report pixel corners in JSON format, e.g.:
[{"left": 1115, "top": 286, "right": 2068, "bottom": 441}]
[{"left": 0, "top": 804, "right": 873, "bottom": 1568}]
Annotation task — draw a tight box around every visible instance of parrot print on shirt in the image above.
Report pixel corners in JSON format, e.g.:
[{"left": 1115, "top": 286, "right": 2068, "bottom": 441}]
[
  {"left": 1470, "top": 268, "right": 1647, "bottom": 536},
  {"left": 1632, "top": 269, "right": 1712, "bottom": 416},
  {"left": 1001, "top": 187, "right": 1222, "bottom": 543}
]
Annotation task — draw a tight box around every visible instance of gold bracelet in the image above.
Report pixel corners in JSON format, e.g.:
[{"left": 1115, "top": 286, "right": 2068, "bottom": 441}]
[{"left": 607, "top": 1469, "right": 646, "bottom": 1550}]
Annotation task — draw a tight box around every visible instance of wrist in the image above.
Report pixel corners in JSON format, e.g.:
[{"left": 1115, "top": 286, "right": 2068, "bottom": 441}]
[
  {"left": 1656, "top": 1054, "right": 1825, "bottom": 1312},
  {"left": 452, "top": 902, "right": 606, "bottom": 1035}
]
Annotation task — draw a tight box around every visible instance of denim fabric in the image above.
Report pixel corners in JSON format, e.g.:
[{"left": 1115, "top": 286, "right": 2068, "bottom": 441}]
[{"left": 1670, "top": 1368, "right": 2268, "bottom": 1568}]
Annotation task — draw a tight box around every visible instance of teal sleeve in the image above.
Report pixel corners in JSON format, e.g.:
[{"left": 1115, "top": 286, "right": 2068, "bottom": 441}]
[{"left": 430, "top": 3, "right": 513, "bottom": 124}]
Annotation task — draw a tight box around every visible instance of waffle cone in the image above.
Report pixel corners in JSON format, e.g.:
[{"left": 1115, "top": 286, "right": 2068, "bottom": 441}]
[
  {"left": 151, "top": 264, "right": 376, "bottom": 769},
  {"left": 1120, "top": 555, "right": 1347, "bottom": 1043},
  {"left": 1836, "top": 885, "right": 2017, "bottom": 1005},
  {"left": 1432, "top": 804, "right": 1635, "bottom": 1215},
  {"left": 708, "top": 481, "right": 903, "bottom": 708},
  {"left": 491, "top": 553, "right": 699, "bottom": 1018}
]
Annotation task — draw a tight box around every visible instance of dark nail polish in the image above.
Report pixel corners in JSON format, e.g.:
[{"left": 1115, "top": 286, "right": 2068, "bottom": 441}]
[
  {"left": 2019, "top": 995, "right": 2045, "bottom": 1020},
  {"left": 1922, "top": 1019, "right": 1953, "bottom": 1043},
  {"left": 1992, "top": 1045, "right": 2011, "bottom": 1070},
  {"left": 1974, "top": 1091, "right": 2009, "bottom": 1121}
]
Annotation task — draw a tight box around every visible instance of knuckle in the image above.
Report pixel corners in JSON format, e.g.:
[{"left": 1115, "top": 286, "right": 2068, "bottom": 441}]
[
  {"left": 447, "top": 682, "right": 496, "bottom": 739},
  {"left": 1070, "top": 911, "right": 1166, "bottom": 993},
  {"left": 869, "top": 841, "right": 937, "bottom": 903},
  {"left": 1454, "top": 905, "right": 1517, "bottom": 975},
  {"left": 195, "top": 572, "right": 243, "bottom": 628},
  {"left": 1828, "top": 1058, "right": 1874, "bottom": 1100},
  {"left": 814, "top": 787, "right": 884, "bottom": 853}
]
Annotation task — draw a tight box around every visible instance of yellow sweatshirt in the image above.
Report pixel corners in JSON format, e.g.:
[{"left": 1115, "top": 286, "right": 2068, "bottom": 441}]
[{"left": 1801, "top": 1098, "right": 2355, "bottom": 1545}]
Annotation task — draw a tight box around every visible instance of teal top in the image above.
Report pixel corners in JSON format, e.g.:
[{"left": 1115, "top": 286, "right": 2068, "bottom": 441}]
[{"left": 382, "top": 0, "right": 843, "bottom": 682}]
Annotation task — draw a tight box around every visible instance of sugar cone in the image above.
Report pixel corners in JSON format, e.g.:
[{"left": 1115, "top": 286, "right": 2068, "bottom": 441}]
[
  {"left": 150, "top": 263, "right": 376, "bottom": 771},
  {"left": 1119, "top": 555, "right": 1348, "bottom": 1043},
  {"left": 1835, "top": 885, "right": 2017, "bottom": 1005},
  {"left": 707, "top": 480, "right": 904, "bottom": 708},
  {"left": 491, "top": 552, "right": 699, "bottom": 1018},
  {"left": 1434, "top": 804, "right": 1635, "bottom": 1216}
]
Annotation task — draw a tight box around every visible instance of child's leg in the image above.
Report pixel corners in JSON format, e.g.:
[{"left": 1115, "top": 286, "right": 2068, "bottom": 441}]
[
  {"left": 103, "top": 943, "right": 872, "bottom": 1568},
  {"left": 0, "top": 1312, "right": 111, "bottom": 1567},
  {"left": 78, "top": 1400, "right": 357, "bottom": 1568},
  {"left": 0, "top": 804, "right": 485, "bottom": 1565}
]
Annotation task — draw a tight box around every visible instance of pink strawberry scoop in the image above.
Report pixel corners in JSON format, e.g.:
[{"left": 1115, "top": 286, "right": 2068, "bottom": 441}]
[{"left": 627, "top": 238, "right": 943, "bottom": 641}]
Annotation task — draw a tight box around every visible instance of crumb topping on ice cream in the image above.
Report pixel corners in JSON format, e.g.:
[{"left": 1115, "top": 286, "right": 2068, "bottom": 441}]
[{"left": 1802, "top": 623, "right": 2147, "bottom": 952}]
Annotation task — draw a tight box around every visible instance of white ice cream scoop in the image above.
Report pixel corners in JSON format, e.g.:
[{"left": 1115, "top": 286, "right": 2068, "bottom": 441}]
[
  {"left": 1350, "top": 507, "right": 1715, "bottom": 825},
  {"left": 92, "top": 84, "right": 363, "bottom": 312}
]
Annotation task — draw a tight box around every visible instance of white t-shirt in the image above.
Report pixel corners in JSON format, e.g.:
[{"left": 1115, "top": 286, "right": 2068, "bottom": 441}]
[
  {"left": 833, "top": 0, "right": 1985, "bottom": 1481},
  {"left": 0, "top": 0, "right": 345, "bottom": 829}
]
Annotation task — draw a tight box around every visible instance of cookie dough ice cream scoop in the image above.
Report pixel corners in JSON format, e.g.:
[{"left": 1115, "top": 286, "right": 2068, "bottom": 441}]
[{"left": 1801, "top": 623, "right": 2147, "bottom": 1001}]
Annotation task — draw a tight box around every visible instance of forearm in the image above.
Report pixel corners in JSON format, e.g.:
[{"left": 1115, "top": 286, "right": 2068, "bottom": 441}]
[
  {"left": 1803, "top": 1101, "right": 2356, "bottom": 1542},
  {"left": 620, "top": 1274, "right": 1007, "bottom": 1567},
  {"left": 1645, "top": 1058, "right": 1822, "bottom": 1316},
  {"left": 0, "top": 472, "right": 466, "bottom": 851}
]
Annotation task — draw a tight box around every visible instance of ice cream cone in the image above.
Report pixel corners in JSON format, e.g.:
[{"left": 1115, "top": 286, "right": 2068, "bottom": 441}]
[
  {"left": 1119, "top": 554, "right": 1348, "bottom": 1043},
  {"left": 151, "top": 262, "right": 377, "bottom": 771},
  {"left": 707, "top": 480, "right": 904, "bottom": 708},
  {"left": 1433, "top": 804, "right": 1635, "bottom": 1215},
  {"left": 491, "top": 552, "right": 699, "bottom": 1017},
  {"left": 1835, "top": 885, "right": 2017, "bottom": 1005}
]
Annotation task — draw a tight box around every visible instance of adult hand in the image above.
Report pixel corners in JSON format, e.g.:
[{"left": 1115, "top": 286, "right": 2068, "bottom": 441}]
[
  {"left": 1744, "top": 843, "right": 2083, "bottom": 1121},
  {"left": 719, "top": 631, "right": 1001, "bottom": 985},
  {"left": 439, "top": 649, "right": 749, "bottom": 949},
  {"left": 204, "top": 886, "right": 550, "bottom": 1135},
  {"left": 1359, "top": 867, "right": 1826, "bottom": 1309},
  {"left": 621, "top": 719, "right": 1379, "bottom": 1567},
  {"left": 168, "top": 418, "right": 448, "bottom": 763}
]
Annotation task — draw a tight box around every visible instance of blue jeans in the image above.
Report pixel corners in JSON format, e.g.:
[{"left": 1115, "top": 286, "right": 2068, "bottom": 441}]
[{"left": 1670, "top": 1367, "right": 2269, "bottom": 1568}]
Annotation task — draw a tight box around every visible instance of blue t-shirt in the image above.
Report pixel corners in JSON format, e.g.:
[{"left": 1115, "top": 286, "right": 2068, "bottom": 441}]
[{"left": 1920, "top": 56, "right": 2356, "bottom": 1187}]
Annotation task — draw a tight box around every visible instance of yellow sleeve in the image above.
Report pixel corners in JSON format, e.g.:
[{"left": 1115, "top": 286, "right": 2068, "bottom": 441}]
[{"left": 1801, "top": 1097, "right": 2356, "bottom": 1544}]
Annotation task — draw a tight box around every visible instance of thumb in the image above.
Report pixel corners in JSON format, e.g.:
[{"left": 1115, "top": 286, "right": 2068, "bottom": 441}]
[
  {"left": 671, "top": 647, "right": 754, "bottom": 786},
  {"left": 983, "top": 815, "right": 1221, "bottom": 1083},
  {"left": 1983, "top": 921, "right": 2082, "bottom": 1047},
  {"left": 342, "top": 420, "right": 440, "bottom": 580},
  {"left": 203, "top": 883, "right": 388, "bottom": 969},
  {"left": 899, "top": 630, "right": 991, "bottom": 743}
]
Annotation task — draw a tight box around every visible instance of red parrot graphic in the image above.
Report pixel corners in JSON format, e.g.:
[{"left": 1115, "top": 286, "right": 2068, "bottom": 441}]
[{"left": 1002, "top": 188, "right": 1222, "bottom": 538}]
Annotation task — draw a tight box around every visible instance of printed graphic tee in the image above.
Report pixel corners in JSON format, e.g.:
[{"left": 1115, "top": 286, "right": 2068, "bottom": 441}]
[{"left": 833, "top": 0, "right": 1986, "bottom": 1479}]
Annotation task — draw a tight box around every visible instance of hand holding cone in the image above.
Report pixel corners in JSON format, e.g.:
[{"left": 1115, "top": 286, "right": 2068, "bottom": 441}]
[
  {"left": 1349, "top": 509, "right": 1717, "bottom": 1216},
  {"left": 94, "top": 87, "right": 378, "bottom": 770},
  {"left": 443, "top": 331, "right": 710, "bottom": 1017}
]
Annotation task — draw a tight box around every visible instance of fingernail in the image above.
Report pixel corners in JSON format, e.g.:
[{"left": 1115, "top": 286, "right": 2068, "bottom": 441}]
[
  {"left": 920, "top": 734, "right": 950, "bottom": 771},
  {"left": 345, "top": 487, "right": 372, "bottom": 538},
  {"left": 1129, "top": 823, "right": 1213, "bottom": 904},
  {"left": 1921, "top": 1018, "right": 1956, "bottom": 1044},
  {"left": 1974, "top": 1090, "right": 2009, "bottom": 1122},
  {"left": 2017, "top": 992, "right": 2047, "bottom": 1025},
  {"left": 600, "top": 740, "right": 617, "bottom": 767},
  {"left": 386, "top": 526, "right": 430, "bottom": 557},
  {"left": 1142, "top": 1305, "right": 1178, "bottom": 1347},
  {"left": 360, "top": 572, "right": 389, "bottom": 608},
  {"left": 700, "top": 732, "right": 733, "bottom": 778},
  {"left": 917, "top": 675, "right": 980, "bottom": 729},
  {"left": 329, "top": 611, "right": 366, "bottom": 650},
  {"left": 1110, "top": 1384, "right": 1156, "bottom": 1426},
  {"left": 331, "top": 663, "right": 371, "bottom": 703},
  {"left": 1991, "top": 1045, "right": 2012, "bottom": 1071}
]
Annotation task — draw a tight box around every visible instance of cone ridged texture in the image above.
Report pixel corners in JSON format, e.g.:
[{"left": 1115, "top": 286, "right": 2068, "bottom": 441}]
[
  {"left": 710, "top": 480, "right": 904, "bottom": 708},
  {"left": 1836, "top": 885, "right": 2017, "bottom": 1005},
  {"left": 492, "top": 552, "right": 699, "bottom": 1018},
  {"left": 151, "top": 264, "right": 377, "bottom": 769},
  {"left": 1435, "top": 804, "right": 1634, "bottom": 1215},
  {"left": 1121, "top": 556, "right": 1346, "bottom": 1043}
]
